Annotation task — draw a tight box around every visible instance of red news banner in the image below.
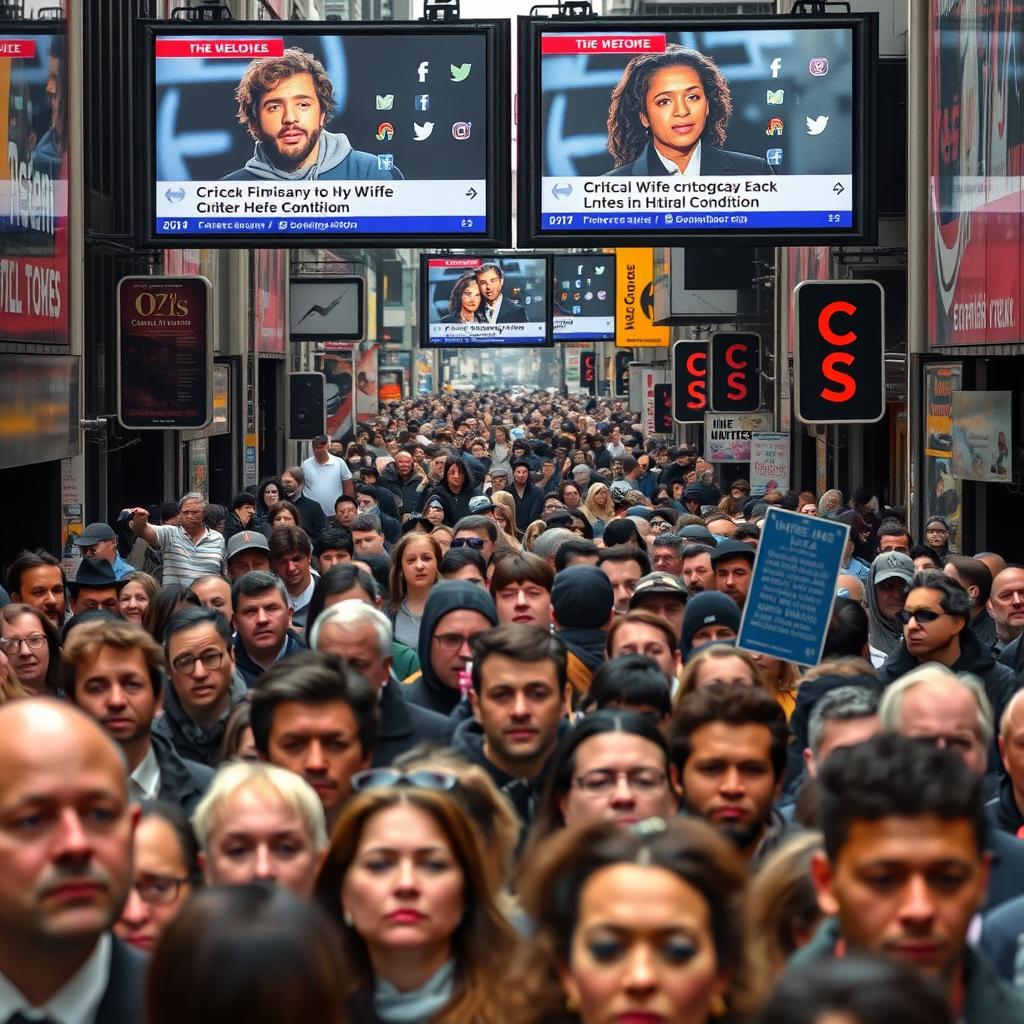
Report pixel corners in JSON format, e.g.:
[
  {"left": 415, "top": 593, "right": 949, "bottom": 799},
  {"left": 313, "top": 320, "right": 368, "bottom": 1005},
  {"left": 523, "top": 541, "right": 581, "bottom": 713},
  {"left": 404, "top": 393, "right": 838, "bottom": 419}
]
[
  {"left": 540, "top": 34, "right": 667, "bottom": 55},
  {"left": 0, "top": 39, "right": 36, "bottom": 57},
  {"left": 155, "top": 38, "right": 285, "bottom": 58}
]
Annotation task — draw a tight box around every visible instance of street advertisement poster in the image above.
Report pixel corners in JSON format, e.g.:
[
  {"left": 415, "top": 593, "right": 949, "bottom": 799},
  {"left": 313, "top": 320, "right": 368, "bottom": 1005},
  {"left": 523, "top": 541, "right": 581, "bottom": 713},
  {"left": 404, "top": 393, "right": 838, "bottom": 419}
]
[
  {"left": 750, "top": 433, "right": 791, "bottom": 493},
  {"left": 59, "top": 457, "right": 82, "bottom": 575},
  {"left": 355, "top": 343, "right": 378, "bottom": 424},
  {"left": 952, "top": 390, "right": 1013, "bottom": 483},
  {"left": 615, "top": 248, "right": 670, "bottom": 347},
  {"left": 705, "top": 412, "right": 773, "bottom": 462},
  {"left": 149, "top": 25, "right": 495, "bottom": 241},
  {"left": 316, "top": 351, "right": 353, "bottom": 442},
  {"left": 416, "top": 352, "right": 434, "bottom": 394},
  {"left": 924, "top": 362, "right": 963, "bottom": 550},
  {"left": 188, "top": 437, "right": 209, "bottom": 497},
  {"left": 0, "top": 31, "right": 69, "bottom": 345},
  {"left": 253, "top": 249, "right": 286, "bottom": 354},
  {"left": 738, "top": 507, "right": 848, "bottom": 665},
  {"left": 117, "top": 276, "right": 213, "bottom": 430},
  {"left": 929, "top": 0, "right": 1024, "bottom": 347}
]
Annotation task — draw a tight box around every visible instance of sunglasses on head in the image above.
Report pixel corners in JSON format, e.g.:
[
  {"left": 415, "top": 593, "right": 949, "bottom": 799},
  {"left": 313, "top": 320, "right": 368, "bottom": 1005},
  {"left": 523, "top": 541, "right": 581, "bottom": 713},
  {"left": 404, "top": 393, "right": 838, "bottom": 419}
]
[
  {"left": 451, "top": 537, "right": 485, "bottom": 550},
  {"left": 351, "top": 769, "right": 458, "bottom": 793},
  {"left": 896, "top": 608, "right": 943, "bottom": 625}
]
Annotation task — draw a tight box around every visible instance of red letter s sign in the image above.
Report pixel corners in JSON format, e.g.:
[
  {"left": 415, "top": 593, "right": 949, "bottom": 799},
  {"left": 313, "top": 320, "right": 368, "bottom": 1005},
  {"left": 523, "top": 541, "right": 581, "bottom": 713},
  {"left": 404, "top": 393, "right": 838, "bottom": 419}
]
[
  {"left": 818, "top": 300, "right": 858, "bottom": 402},
  {"left": 725, "top": 343, "right": 748, "bottom": 401},
  {"left": 686, "top": 351, "right": 706, "bottom": 409}
]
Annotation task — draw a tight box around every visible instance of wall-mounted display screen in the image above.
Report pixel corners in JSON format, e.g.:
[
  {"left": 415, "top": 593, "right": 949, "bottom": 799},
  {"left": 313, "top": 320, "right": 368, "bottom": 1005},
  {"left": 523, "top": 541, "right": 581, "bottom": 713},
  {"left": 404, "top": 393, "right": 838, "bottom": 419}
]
[
  {"left": 552, "top": 254, "right": 615, "bottom": 341},
  {"left": 420, "top": 255, "right": 551, "bottom": 348},
  {"left": 519, "top": 15, "right": 876, "bottom": 245},
  {"left": 141, "top": 21, "right": 510, "bottom": 246}
]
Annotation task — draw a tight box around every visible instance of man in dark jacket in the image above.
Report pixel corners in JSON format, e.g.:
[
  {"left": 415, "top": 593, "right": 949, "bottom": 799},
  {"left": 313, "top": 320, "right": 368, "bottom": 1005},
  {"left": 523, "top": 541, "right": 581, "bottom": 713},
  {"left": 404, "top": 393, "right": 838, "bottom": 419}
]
[
  {"left": 551, "top": 564, "right": 614, "bottom": 695},
  {"left": 451, "top": 624, "right": 569, "bottom": 827},
  {"left": 156, "top": 605, "right": 249, "bottom": 766},
  {"left": 510, "top": 458, "right": 544, "bottom": 532},
  {"left": 402, "top": 580, "right": 498, "bottom": 717},
  {"left": 795, "top": 735, "right": 1024, "bottom": 1023},
  {"left": 988, "top": 689, "right": 1024, "bottom": 837},
  {"left": 379, "top": 449, "right": 424, "bottom": 514},
  {"left": 879, "top": 570, "right": 1020, "bottom": 775},
  {"left": 222, "top": 491, "right": 267, "bottom": 542},
  {"left": 230, "top": 571, "right": 304, "bottom": 689},
  {"left": 280, "top": 465, "right": 328, "bottom": 537},
  {"left": 63, "top": 616, "right": 213, "bottom": 811},
  {"left": 310, "top": 598, "right": 452, "bottom": 765}
]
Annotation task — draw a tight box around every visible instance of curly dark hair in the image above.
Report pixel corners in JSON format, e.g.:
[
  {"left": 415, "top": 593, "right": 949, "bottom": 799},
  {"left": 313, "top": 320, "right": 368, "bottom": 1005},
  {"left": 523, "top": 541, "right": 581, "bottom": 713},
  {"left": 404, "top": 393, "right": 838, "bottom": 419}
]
[
  {"left": 606, "top": 45, "right": 733, "bottom": 168},
  {"left": 235, "top": 47, "right": 336, "bottom": 140},
  {"left": 447, "top": 272, "right": 484, "bottom": 320}
]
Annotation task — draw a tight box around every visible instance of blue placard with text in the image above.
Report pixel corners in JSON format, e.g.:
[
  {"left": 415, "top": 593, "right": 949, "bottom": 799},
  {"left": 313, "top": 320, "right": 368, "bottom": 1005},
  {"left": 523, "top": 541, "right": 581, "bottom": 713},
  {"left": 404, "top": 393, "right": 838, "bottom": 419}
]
[{"left": 737, "top": 507, "right": 849, "bottom": 665}]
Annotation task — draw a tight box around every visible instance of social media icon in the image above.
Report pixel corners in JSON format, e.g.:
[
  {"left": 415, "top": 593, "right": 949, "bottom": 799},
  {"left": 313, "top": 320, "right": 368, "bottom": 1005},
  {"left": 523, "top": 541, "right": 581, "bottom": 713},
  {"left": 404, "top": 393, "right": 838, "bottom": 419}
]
[
  {"left": 377, "top": 154, "right": 394, "bottom": 171},
  {"left": 766, "top": 148, "right": 784, "bottom": 166},
  {"left": 414, "top": 94, "right": 430, "bottom": 111},
  {"left": 376, "top": 121, "right": 394, "bottom": 141},
  {"left": 594, "top": 265, "right": 605, "bottom": 275},
  {"left": 413, "top": 121, "right": 434, "bottom": 141},
  {"left": 450, "top": 63, "right": 471, "bottom": 82},
  {"left": 767, "top": 89, "right": 784, "bottom": 104},
  {"left": 452, "top": 121, "right": 471, "bottom": 140},
  {"left": 573, "top": 292, "right": 581, "bottom": 301},
  {"left": 809, "top": 57, "right": 829, "bottom": 76},
  {"left": 765, "top": 118, "right": 784, "bottom": 136},
  {"left": 584, "top": 291, "right": 593, "bottom": 301},
  {"left": 417, "top": 60, "right": 429, "bottom": 82},
  {"left": 770, "top": 57, "right": 782, "bottom": 78},
  {"left": 525, "top": 296, "right": 533, "bottom": 304},
  {"left": 806, "top": 115, "right": 829, "bottom": 135},
  {"left": 597, "top": 290, "right": 607, "bottom": 300},
  {"left": 562, "top": 280, "right": 570, "bottom": 289},
  {"left": 575, "top": 279, "right": 582, "bottom": 288},
  {"left": 376, "top": 94, "right": 394, "bottom": 110},
  {"left": 560, "top": 291, "right": 568, "bottom": 302}
]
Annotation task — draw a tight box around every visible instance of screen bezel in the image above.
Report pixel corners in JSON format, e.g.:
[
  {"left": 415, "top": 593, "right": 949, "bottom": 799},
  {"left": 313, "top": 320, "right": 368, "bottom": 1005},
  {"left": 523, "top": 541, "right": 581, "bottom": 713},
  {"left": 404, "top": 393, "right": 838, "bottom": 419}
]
[
  {"left": 517, "top": 13, "right": 877, "bottom": 247},
  {"left": 418, "top": 253, "right": 554, "bottom": 349},
  {"left": 551, "top": 252, "right": 616, "bottom": 343},
  {"left": 138, "top": 19, "right": 511, "bottom": 249}
]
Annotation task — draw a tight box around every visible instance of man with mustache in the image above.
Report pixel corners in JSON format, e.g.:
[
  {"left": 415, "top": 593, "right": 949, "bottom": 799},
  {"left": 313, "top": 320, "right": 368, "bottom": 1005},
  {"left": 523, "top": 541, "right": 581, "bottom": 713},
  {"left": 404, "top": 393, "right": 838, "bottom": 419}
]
[
  {"left": 224, "top": 47, "right": 402, "bottom": 181},
  {"left": 0, "top": 700, "right": 146, "bottom": 1021}
]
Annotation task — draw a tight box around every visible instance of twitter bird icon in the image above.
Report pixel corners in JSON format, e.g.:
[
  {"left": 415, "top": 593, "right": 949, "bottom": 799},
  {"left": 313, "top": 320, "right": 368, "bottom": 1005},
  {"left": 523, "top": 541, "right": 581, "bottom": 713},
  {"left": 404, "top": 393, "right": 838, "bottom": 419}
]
[
  {"left": 450, "top": 63, "right": 471, "bottom": 82},
  {"left": 413, "top": 122, "right": 435, "bottom": 141},
  {"left": 806, "top": 115, "right": 829, "bottom": 136}
]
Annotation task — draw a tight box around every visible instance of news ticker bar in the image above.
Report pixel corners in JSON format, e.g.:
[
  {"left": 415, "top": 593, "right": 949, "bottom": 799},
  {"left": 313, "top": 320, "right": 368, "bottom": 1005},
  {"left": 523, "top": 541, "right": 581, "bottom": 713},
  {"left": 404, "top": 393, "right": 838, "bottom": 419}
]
[
  {"left": 155, "top": 216, "right": 487, "bottom": 235},
  {"left": 541, "top": 211, "right": 854, "bottom": 230}
]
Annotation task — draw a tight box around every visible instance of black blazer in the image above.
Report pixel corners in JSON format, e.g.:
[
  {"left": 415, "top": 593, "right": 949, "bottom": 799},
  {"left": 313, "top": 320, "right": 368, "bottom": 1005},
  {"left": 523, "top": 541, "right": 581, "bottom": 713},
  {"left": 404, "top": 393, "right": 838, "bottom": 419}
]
[
  {"left": 373, "top": 678, "right": 455, "bottom": 767},
  {"left": 96, "top": 936, "right": 148, "bottom": 1024},
  {"left": 489, "top": 298, "right": 529, "bottom": 323},
  {"left": 605, "top": 139, "right": 773, "bottom": 177}
]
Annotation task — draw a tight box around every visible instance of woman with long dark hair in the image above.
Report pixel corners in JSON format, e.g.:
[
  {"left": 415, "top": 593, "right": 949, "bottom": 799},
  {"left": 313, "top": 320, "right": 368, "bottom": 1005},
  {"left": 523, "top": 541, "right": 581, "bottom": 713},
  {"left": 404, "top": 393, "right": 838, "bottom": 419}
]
[
  {"left": 605, "top": 44, "right": 771, "bottom": 177},
  {"left": 440, "top": 272, "right": 487, "bottom": 324}
]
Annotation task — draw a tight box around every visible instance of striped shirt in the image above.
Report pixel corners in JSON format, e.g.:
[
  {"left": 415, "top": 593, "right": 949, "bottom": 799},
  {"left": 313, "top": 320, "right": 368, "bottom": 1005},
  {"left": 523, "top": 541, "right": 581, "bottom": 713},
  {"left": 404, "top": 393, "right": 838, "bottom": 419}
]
[{"left": 151, "top": 524, "right": 226, "bottom": 587}]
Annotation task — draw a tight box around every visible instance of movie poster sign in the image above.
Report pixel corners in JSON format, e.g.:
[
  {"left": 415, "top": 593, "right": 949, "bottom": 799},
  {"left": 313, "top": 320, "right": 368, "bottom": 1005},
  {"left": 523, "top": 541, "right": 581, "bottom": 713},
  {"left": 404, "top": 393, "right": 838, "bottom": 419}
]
[
  {"left": 952, "top": 390, "right": 1013, "bottom": 483},
  {"left": 0, "top": 31, "right": 69, "bottom": 345},
  {"left": 117, "top": 276, "right": 213, "bottom": 430},
  {"left": 923, "top": 362, "right": 962, "bottom": 550}
]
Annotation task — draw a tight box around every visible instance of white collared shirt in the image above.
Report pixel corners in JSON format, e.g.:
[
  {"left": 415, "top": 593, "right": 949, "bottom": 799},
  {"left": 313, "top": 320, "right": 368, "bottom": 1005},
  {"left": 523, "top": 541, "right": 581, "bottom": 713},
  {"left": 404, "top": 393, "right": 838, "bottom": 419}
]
[
  {"left": 486, "top": 295, "right": 503, "bottom": 323},
  {"left": 129, "top": 744, "right": 161, "bottom": 802},
  {"left": 654, "top": 139, "right": 702, "bottom": 178},
  {"left": 0, "top": 933, "right": 111, "bottom": 1024},
  {"left": 286, "top": 570, "right": 319, "bottom": 614}
]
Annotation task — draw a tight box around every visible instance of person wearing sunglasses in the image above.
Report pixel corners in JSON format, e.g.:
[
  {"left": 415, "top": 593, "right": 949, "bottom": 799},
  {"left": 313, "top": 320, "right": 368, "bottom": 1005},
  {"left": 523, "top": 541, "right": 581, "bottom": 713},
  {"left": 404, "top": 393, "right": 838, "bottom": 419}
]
[
  {"left": 451, "top": 514, "right": 499, "bottom": 569},
  {"left": 878, "top": 571, "right": 1019, "bottom": 778},
  {"left": 314, "top": 778, "right": 518, "bottom": 1024}
]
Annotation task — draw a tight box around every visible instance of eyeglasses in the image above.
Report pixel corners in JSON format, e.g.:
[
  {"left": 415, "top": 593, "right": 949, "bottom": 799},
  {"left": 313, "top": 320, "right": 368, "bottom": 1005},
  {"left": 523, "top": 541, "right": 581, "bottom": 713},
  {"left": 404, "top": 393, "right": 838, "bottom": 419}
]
[
  {"left": 352, "top": 768, "right": 457, "bottom": 793},
  {"left": 451, "top": 537, "right": 485, "bottom": 550},
  {"left": 433, "top": 631, "right": 484, "bottom": 652},
  {"left": 896, "top": 608, "right": 944, "bottom": 625},
  {"left": 170, "top": 649, "right": 226, "bottom": 675},
  {"left": 0, "top": 634, "right": 47, "bottom": 655},
  {"left": 131, "top": 873, "right": 191, "bottom": 905},
  {"left": 573, "top": 768, "right": 667, "bottom": 796}
]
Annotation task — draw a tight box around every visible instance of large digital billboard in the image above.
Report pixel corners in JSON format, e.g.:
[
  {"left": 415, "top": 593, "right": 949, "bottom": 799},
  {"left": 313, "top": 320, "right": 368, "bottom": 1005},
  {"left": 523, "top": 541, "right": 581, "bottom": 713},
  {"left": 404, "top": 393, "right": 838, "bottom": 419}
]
[
  {"left": 420, "top": 255, "right": 551, "bottom": 348},
  {"left": 519, "top": 15, "right": 876, "bottom": 246},
  {"left": 0, "top": 30, "right": 68, "bottom": 345},
  {"left": 552, "top": 253, "right": 615, "bottom": 341},
  {"left": 141, "top": 21, "right": 510, "bottom": 246}
]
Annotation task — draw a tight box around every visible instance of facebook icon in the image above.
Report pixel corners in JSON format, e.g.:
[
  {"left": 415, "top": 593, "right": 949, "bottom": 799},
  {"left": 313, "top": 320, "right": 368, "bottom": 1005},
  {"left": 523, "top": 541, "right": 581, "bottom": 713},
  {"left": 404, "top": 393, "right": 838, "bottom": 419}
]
[
  {"left": 415, "top": 94, "right": 430, "bottom": 111},
  {"left": 377, "top": 154, "right": 395, "bottom": 171},
  {"left": 766, "top": 148, "right": 784, "bottom": 166}
]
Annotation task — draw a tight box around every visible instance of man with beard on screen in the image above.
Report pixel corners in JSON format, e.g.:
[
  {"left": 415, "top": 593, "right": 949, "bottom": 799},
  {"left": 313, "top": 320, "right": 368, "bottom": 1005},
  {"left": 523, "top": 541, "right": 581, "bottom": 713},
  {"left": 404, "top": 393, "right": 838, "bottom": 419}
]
[{"left": 223, "top": 47, "right": 403, "bottom": 181}]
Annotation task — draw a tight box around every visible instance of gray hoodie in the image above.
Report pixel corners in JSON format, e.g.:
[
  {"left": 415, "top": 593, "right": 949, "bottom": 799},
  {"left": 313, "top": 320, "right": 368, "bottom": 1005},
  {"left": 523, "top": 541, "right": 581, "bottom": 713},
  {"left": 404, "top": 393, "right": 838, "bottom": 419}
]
[{"left": 226, "top": 129, "right": 403, "bottom": 181}]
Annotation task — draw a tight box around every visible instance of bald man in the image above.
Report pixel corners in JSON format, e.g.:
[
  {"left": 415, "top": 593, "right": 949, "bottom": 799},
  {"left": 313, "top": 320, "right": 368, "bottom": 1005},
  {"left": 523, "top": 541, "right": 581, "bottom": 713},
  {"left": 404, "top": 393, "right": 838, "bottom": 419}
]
[{"left": 0, "top": 699, "right": 145, "bottom": 1022}]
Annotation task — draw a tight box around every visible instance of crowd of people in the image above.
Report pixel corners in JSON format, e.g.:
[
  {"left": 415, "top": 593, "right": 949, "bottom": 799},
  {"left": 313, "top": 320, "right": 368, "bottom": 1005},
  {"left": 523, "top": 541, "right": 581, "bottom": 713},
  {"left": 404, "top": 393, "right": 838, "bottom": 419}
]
[{"left": 2, "top": 387, "right": 1024, "bottom": 1023}]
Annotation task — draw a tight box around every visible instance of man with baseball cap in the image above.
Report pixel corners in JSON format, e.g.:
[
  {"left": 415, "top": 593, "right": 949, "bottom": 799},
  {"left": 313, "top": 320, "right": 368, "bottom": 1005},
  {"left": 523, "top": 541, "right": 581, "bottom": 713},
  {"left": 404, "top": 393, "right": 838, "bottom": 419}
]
[
  {"left": 866, "top": 550, "right": 915, "bottom": 668},
  {"left": 682, "top": 591, "right": 741, "bottom": 658},
  {"left": 75, "top": 522, "right": 132, "bottom": 580},
  {"left": 629, "top": 571, "right": 688, "bottom": 641},
  {"left": 468, "top": 494, "right": 496, "bottom": 516},
  {"left": 710, "top": 539, "right": 756, "bottom": 611},
  {"left": 225, "top": 530, "right": 272, "bottom": 582},
  {"left": 68, "top": 558, "right": 127, "bottom": 617}
]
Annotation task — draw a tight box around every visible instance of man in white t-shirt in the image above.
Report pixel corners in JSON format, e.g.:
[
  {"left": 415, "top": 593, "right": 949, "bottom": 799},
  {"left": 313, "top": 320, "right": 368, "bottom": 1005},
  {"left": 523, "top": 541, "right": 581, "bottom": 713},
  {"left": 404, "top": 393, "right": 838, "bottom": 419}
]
[{"left": 301, "top": 434, "right": 353, "bottom": 516}]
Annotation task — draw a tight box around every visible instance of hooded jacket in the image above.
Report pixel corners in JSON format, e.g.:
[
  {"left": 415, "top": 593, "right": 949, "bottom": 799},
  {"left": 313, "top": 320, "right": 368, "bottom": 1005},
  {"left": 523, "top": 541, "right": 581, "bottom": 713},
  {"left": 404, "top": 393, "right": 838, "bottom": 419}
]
[
  {"left": 152, "top": 671, "right": 249, "bottom": 768},
  {"left": 401, "top": 581, "right": 498, "bottom": 716},
  {"left": 865, "top": 559, "right": 907, "bottom": 666},
  {"left": 380, "top": 462, "right": 425, "bottom": 514},
  {"left": 372, "top": 677, "right": 455, "bottom": 768},
  {"left": 511, "top": 473, "right": 545, "bottom": 532},
  {"left": 224, "top": 129, "right": 404, "bottom": 182},
  {"left": 150, "top": 731, "right": 215, "bottom": 813},
  {"left": 418, "top": 456, "right": 481, "bottom": 526}
]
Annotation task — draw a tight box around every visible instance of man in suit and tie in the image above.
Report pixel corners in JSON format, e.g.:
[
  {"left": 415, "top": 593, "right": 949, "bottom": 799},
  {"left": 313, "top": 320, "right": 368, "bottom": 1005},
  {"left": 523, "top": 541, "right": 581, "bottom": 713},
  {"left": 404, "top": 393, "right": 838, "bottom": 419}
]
[
  {"left": 0, "top": 699, "right": 146, "bottom": 1023},
  {"left": 475, "top": 263, "right": 529, "bottom": 324}
]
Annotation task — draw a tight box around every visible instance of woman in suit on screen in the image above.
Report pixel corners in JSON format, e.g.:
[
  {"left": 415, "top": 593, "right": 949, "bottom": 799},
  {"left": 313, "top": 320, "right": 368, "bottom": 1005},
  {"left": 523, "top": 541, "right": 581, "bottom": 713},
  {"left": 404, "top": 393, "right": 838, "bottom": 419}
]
[
  {"left": 605, "top": 45, "right": 772, "bottom": 177},
  {"left": 439, "top": 272, "right": 488, "bottom": 324}
]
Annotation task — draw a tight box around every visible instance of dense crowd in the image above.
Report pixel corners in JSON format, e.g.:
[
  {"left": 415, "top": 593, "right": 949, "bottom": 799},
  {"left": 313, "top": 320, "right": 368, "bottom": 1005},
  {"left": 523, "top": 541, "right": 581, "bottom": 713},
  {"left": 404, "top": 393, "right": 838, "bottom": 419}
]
[{"left": 2, "top": 388, "right": 1024, "bottom": 1023}]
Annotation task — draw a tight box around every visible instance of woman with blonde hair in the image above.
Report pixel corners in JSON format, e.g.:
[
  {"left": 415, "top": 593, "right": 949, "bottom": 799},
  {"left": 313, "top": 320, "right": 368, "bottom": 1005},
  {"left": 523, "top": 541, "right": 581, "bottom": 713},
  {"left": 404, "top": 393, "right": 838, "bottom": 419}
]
[
  {"left": 581, "top": 481, "right": 614, "bottom": 525},
  {"left": 749, "top": 651, "right": 801, "bottom": 720},
  {"left": 675, "top": 644, "right": 768, "bottom": 708},
  {"left": 119, "top": 570, "right": 160, "bottom": 626},
  {"left": 522, "top": 519, "right": 547, "bottom": 553},
  {"left": 490, "top": 490, "right": 522, "bottom": 541},
  {"left": 315, "top": 777, "right": 519, "bottom": 1024}
]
